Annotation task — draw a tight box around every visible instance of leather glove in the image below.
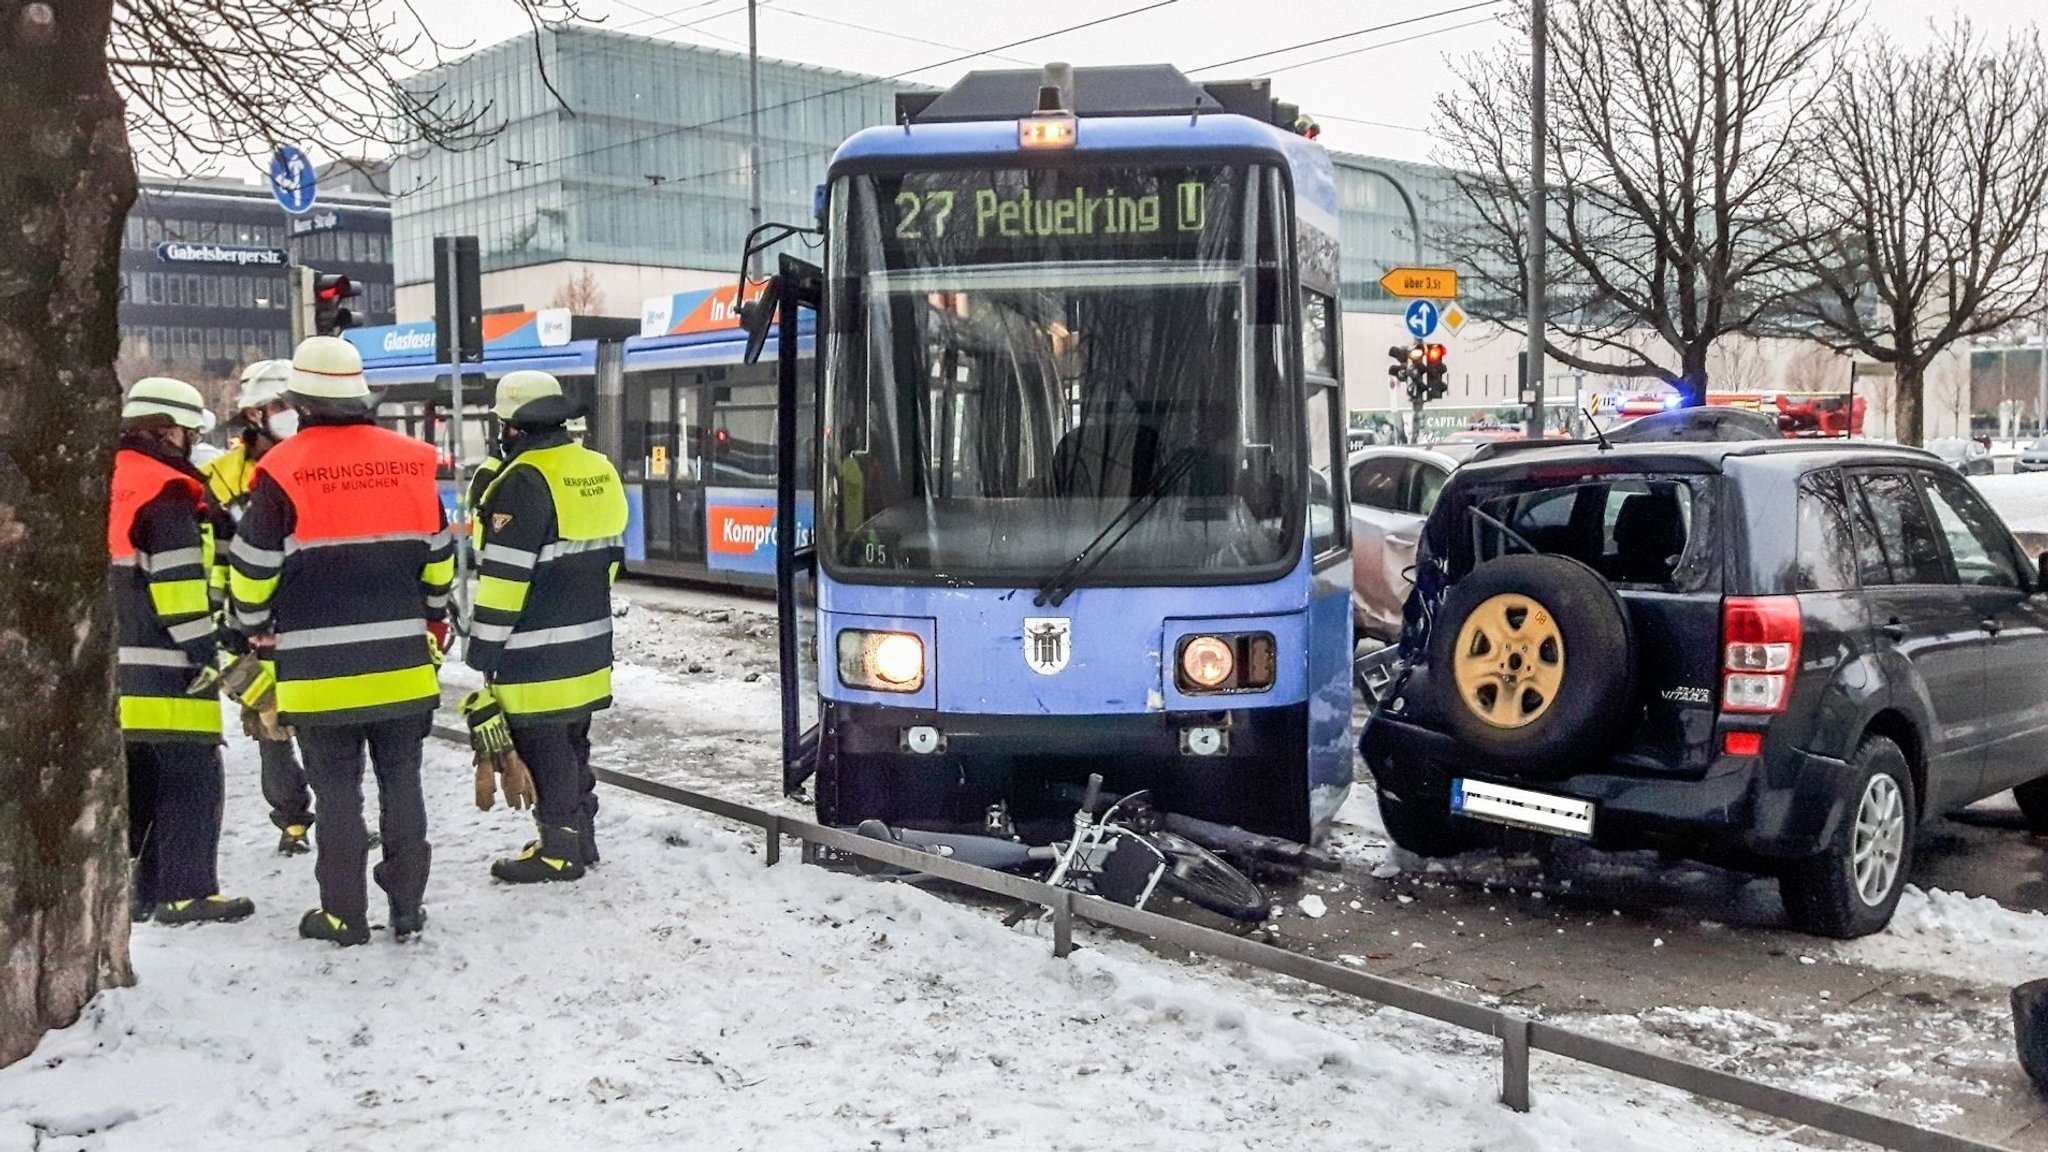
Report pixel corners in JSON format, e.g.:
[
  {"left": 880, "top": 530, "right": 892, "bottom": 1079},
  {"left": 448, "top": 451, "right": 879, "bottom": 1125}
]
[
  {"left": 474, "top": 750, "right": 497, "bottom": 810},
  {"left": 461, "top": 688, "right": 514, "bottom": 758},
  {"left": 218, "top": 653, "right": 267, "bottom": 700},
  {"left": 497, "top": 748, "right": 537, "bottom": 810}
]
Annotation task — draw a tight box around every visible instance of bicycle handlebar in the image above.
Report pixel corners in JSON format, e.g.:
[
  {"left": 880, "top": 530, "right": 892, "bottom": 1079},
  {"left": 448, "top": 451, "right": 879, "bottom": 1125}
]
[{"left": 1080, "top": 773, "right": 1103, "bottom": 818}]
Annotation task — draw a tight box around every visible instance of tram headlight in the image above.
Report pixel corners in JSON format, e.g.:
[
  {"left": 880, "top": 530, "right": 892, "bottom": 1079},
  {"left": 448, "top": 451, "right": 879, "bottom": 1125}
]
[
  {"left": 1179, "top": 636, "right": 1234, "bottom": 690},
  {"left": 838, "top": 629, "right": 925, "bottom": 692},
  {"left": 1175, "top": 632, "right": 1278, "bottom": 694}
]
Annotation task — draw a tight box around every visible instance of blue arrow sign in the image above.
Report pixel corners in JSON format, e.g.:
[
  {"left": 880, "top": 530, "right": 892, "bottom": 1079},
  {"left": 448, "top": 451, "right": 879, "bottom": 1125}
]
[
  {"left": 1404, "top": 299, "right": 1439, "bottom": 340},
  {"left": 268, "top": 146, "right": 318, "bottom": 215}
]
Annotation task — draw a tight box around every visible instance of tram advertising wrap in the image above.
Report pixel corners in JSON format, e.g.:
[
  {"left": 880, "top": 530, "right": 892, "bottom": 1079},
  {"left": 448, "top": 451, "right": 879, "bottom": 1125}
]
[{"left": 704, "top": 487, "right": 814, "bottom": 575}]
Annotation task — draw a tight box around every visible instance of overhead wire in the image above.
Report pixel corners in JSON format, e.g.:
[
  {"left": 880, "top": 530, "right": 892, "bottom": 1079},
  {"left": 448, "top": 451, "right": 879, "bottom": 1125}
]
[
  {"left": 407, "top": 0, "right": 1180, "bottom": 205},
  {"left": 1187, "top": 0, "right": 1506, "bottom": 74}
]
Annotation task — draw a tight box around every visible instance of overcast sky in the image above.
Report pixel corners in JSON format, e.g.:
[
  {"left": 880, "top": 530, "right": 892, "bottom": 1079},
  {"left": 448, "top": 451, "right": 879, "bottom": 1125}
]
[{"left": 341, "top": 0, "right": 2038, "bottom": 168}]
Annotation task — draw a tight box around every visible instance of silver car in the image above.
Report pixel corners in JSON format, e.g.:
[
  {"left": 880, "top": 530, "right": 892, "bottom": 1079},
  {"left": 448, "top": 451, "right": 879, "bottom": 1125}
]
[
  {"left": 2016, "top": 436, "right": 2048, "bottom": 474},
  {"left": 1348, "top": 446, "right": 1457, "bottom": 642}
]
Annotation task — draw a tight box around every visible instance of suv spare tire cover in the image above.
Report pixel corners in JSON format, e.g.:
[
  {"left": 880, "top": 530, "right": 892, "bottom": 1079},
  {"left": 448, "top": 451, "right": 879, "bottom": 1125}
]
[{"left": 1424, "top": 553, "right": 1634, "bottom": 774}]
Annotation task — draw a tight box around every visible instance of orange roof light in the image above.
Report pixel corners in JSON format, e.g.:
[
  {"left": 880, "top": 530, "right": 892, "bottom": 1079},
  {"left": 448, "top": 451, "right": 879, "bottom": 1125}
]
[{"left": 1019, "top": 113, "right": 1077, "bottom": 149}]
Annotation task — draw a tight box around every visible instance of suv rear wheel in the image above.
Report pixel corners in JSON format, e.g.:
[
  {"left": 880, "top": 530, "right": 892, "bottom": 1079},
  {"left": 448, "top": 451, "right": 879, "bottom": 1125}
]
[
  {"left": 1780, "top": 736, "right": 1915, "bottom": 939},
  {"left": 1424, "top": 554, "right": 1634, "bottom": 772},
  {"left": 2014, "top": 777, "right": 2048, "bottom": 832}
]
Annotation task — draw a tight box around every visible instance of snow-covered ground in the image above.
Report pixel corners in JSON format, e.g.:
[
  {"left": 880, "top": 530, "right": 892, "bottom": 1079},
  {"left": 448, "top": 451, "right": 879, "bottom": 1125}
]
[{"left": 0, "top": 734, "right": 1801, "bottom": 1152}]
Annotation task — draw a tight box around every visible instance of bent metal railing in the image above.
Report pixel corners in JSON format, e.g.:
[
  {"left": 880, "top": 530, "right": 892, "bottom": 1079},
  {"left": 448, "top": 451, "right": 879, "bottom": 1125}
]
[{"left": 561, "top": 762, "right": 2011, "bottom": 1152}]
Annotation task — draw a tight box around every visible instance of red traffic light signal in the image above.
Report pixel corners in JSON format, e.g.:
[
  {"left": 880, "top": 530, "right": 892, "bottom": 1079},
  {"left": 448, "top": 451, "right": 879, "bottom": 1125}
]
[
  {"left": 311, "top": 272, "right": 358, "bottom": 336},
  {"left": 1425, "top": 343, "right": 1446, "bottom": 365}
]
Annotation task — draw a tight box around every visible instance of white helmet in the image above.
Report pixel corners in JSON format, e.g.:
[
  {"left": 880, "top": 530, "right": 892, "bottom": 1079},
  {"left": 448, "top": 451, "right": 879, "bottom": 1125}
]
[
  {"left": 234, "top": 359, "right": 292, "bottom": 410},
  {"left": 287, "top": 336, "right": 369, "bottom": 403},
  {"left": 492, "top": 370, "right": 564, "bottom": 421},
  {"left": 123, "top": 376, "right": 210, "bottom": 430}
]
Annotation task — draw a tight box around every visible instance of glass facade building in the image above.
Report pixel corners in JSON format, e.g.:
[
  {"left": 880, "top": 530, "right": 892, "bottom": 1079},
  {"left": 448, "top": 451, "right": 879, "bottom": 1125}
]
[
  {"left": 392, "top": 27, "right": 1475, "bottom": 320},
  {"left": 391, "top": 27, "right": 911, "bottom": 289}
]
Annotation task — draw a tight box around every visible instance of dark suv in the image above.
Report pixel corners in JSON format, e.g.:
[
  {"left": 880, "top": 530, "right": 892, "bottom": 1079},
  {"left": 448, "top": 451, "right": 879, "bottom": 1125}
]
[{"left": 1361, "top": 439, "right": 2048, "bottom": 938}]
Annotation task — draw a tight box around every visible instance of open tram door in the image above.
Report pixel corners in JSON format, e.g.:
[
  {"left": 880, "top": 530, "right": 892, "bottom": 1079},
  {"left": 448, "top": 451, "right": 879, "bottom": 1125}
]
[{"left": 738, "top": 231, "right": 824, "bottom": 795}]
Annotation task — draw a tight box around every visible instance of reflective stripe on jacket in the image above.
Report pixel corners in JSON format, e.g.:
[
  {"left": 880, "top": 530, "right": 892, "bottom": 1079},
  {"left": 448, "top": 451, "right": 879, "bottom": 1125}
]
[
  {"left": 110, "top": 448, "right": 222, "bottom": 742},
  {"left": 229, "top": 422, "right": 453, "bottom": 726},
  {"left": 466, "top": 432, "right": 628, "bottom": 724}
]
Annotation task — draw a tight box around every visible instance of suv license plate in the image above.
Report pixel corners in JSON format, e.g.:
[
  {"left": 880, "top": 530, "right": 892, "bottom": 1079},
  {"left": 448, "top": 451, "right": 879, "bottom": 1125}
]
[{"left": 1450, "top": 778, "right": 1595, "bottom": 839}]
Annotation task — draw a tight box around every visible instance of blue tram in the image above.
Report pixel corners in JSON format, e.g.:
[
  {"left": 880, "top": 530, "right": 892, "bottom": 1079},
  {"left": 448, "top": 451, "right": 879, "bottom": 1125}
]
[
  {"left": 752, "top": 65, "right": 1353, "bottom": 845},
  {"left": 350, "top": 299, "right": 813, "bottom": 588}
]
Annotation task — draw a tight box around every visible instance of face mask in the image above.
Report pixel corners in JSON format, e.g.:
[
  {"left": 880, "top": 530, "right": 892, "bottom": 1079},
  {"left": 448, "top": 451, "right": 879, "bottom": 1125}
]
[{"left": 266, "top": 409, "right": 299, "bottom": 440}]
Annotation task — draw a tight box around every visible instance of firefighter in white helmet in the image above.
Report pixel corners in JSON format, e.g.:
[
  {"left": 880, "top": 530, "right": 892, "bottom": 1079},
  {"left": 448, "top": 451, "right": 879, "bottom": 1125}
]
[
  {"left": 203, "top": 358, "right": 313, "bottom": 856},
  {"left": 112, "top": 377, "right": 255, "bottom": 925}
]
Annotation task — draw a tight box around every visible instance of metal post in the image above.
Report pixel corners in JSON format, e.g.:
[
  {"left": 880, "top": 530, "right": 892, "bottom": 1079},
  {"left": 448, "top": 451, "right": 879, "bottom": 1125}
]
[
  {"left": 763, "top": 814, "right": 781, "bottom": 867},
  {"left": 1524, "top": 0, "right": 1548, "bottom": 439},
  {"left": 1051, "top": 888, "right": 1074, "bottom": 959},
  {"left": 1499, "top": 1016, "right": 1532, "bottom": 1112},
  {"left": 747, "top": 0, "right": 763, "bottom": 231},
  {"left": 446, "top": 256, "right": 467, "bottom": 645}
]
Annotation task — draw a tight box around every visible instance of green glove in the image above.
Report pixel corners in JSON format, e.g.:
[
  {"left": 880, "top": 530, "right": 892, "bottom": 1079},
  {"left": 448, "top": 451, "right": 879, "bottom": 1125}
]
[{"left": 461, "top": 687, "right": 514, "bottom": 758}]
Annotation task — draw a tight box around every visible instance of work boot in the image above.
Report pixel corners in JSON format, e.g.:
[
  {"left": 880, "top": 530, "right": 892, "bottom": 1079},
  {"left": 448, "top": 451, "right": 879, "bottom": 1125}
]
[
  {"left": 154, "top": 894, "right": 256, "bottom": 925},
  {"left": 131, "top": 895, "right": 154, "bottom": 924},
  {"left": 298, "top": 909, "right": 370, "bottom": 946},
  {"left": 390, "top": 905, "right": 428, "bottom": 943},
  {"left": 577, "top": 812, "right": 600, "bottom": 867},
  {"left": 491, "top": 825, "right": 586, "bottom": 884},
  {"left": 277, "top": 824, "right": 311, "bottom": 856}
]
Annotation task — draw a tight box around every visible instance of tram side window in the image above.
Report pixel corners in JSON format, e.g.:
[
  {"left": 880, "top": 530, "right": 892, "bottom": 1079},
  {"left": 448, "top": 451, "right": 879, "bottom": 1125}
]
[
  {"left": 709, "top": 373, "right": 813, "bottom": 488},
  {"left": 1307, "top": 382, "right": 1345, "bottom": 558}
]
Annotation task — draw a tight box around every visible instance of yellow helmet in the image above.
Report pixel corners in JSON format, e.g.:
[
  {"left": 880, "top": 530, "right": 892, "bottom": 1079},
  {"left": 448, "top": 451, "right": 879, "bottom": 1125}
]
[
  {"left": 288, "top": 336, "right": 369, "bottom": 402},
  {"left": 123, "top": 376, "right": 210, "bottom": 430}
]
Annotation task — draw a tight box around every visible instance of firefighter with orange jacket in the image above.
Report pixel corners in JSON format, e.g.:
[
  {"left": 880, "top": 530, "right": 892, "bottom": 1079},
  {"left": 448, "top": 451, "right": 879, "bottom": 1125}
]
[
  {"left": 230, "top": 337, "right": 454, "bottom": 946},
  {"left": 111, "top": 377, "right": 255, "bottom": 926}
]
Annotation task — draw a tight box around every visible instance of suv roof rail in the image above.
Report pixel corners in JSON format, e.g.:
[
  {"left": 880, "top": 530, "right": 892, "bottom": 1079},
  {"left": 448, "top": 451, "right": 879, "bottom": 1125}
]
[{"left": 1465, "top": 437, "right": 1596, "bottom": 463}]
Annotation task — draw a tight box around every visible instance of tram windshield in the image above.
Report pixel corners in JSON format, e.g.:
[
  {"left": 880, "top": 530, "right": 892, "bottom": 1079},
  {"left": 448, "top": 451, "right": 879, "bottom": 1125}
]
[{"left": 823, "top": 162, "right": 1303, "bottom": 584}]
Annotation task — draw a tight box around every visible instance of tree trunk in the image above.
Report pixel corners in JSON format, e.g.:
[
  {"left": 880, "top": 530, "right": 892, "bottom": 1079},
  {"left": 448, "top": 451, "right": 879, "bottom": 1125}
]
[
  {"left": 0, "top": 1, "right": 138, "bottom": 1067},
  {"left": 1676, "top": 344, "right": 1711, "bottom": 408},
  {"left": 1894, "top": 361, "right": 1927, "bottom": 447}
]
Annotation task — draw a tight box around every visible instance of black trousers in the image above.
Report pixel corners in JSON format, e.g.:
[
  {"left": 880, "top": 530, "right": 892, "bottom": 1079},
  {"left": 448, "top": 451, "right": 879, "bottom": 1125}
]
[
  {"left": 257, "top": 729, "right": 312, "bottom": 829},
  {"left": 297, "top": 713, "right": 433, "bottom": 926},
  {"left": 510, "top": 718, "right": 597, "bottom": 859},
  {"left": 126, "top": 740, "right": 224, "bottom": 906}
]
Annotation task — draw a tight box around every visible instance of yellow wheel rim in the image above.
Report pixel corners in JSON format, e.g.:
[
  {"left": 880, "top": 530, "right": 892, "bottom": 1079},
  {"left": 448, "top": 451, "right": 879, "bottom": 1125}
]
[{"left": 1452, "top": 593, "right": 1565, "bottom": 729}]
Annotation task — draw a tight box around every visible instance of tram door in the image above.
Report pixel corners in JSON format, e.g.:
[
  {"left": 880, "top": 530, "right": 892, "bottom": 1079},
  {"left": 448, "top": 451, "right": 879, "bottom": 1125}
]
[{"left": 634, "top": 376, "right": 707, "bottom": 569}]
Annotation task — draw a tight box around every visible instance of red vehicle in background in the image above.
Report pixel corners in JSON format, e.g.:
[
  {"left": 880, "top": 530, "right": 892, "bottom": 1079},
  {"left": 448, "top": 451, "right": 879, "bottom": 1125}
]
[{"left": 1610, "top": 391, "right": 1866, "bottom": 437}]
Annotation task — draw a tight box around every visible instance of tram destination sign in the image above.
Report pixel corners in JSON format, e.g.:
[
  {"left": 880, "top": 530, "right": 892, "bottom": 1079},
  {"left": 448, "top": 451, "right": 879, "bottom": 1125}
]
[{"left": 874, "top": 165, "right": 1242, "bottom": 265}]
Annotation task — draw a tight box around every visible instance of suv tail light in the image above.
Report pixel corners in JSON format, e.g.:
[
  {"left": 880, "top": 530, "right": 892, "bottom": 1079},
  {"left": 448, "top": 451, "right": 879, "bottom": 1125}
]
[{"left": 1722, "top": 596, "right": 1801, "bottom": 713}]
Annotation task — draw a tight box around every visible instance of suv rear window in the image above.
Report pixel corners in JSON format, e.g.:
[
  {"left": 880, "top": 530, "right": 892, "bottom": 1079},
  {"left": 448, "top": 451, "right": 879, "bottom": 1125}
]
[{"left": 1467, "top": 476, "right": 1706, "bottom": 587}]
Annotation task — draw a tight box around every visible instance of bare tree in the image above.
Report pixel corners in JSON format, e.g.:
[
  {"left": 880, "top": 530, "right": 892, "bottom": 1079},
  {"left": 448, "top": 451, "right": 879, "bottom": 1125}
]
[
  {"left": 1778, "top": 23, "right": 2048, "bottom": 446},
  {"left": 1436, "top": 0, "right": 1848, "bottom": 405},
  {"left": 0, "top": 0, "right": 578, "bottom": 1069},
  {"left": 549, "top": 267, "right": 607, "bottom": 315},
  {"left": 1782, "top": 343, "right": 1846, "bottom": 394}
]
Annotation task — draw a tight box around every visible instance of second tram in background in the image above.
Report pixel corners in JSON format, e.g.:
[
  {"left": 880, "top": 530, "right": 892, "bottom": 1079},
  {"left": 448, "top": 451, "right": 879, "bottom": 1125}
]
[{"left": 347, "top": 285, "right": 813, "bottom": 591}]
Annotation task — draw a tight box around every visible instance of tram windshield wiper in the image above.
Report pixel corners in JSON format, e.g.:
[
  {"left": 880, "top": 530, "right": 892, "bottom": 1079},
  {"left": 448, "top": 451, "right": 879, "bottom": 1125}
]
[{"left": 1033, "top": 450, "right": 1200, "bottom": 609}]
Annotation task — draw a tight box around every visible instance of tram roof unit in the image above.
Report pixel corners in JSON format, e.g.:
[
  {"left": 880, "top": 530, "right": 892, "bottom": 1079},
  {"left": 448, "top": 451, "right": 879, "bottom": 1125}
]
[
  {"left": 623, "top": 316, "right": 816, "bottom": 373},
  {"left": 830, "top": 64, "right": 1338, "bottom": 225}
]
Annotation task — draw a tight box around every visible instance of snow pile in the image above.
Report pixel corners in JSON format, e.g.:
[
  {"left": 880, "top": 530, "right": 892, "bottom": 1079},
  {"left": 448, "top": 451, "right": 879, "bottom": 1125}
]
[
  {"left": 1835, "top": 884, "right": 2048, "bottom": 988},
  {"left": 0, "top": 736, "right": 1791, "bottom": 1151}
]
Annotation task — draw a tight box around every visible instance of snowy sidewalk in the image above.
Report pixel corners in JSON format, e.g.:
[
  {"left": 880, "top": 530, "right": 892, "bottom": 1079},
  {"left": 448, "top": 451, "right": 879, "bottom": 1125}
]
[{"left": 0, "top": 734, "right": 1789, "bottom": 1151}]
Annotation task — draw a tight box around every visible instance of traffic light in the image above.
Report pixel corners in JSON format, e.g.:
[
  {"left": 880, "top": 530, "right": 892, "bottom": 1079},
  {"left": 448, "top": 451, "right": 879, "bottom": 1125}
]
[
  {"left": 1423, "top": 343, "right": 1448, "bottom": 400},
  {"left": 313, "top": 272, "right": 358, "bottom": 336},
  {"left": 1387, "top": 344, "right": 1413, "bottom": 391}
]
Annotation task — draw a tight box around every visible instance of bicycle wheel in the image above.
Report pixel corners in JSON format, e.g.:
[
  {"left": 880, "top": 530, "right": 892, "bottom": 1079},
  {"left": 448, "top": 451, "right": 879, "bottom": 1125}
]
[{"left": 1148, "top": 831, "right": 1269, "bottom": 925}]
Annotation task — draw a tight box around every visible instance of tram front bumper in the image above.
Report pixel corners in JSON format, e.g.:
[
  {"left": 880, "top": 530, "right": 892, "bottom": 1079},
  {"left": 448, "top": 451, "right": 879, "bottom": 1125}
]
[{"left": 815, "top": 700, "right": 1312, "bottom": 844}]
